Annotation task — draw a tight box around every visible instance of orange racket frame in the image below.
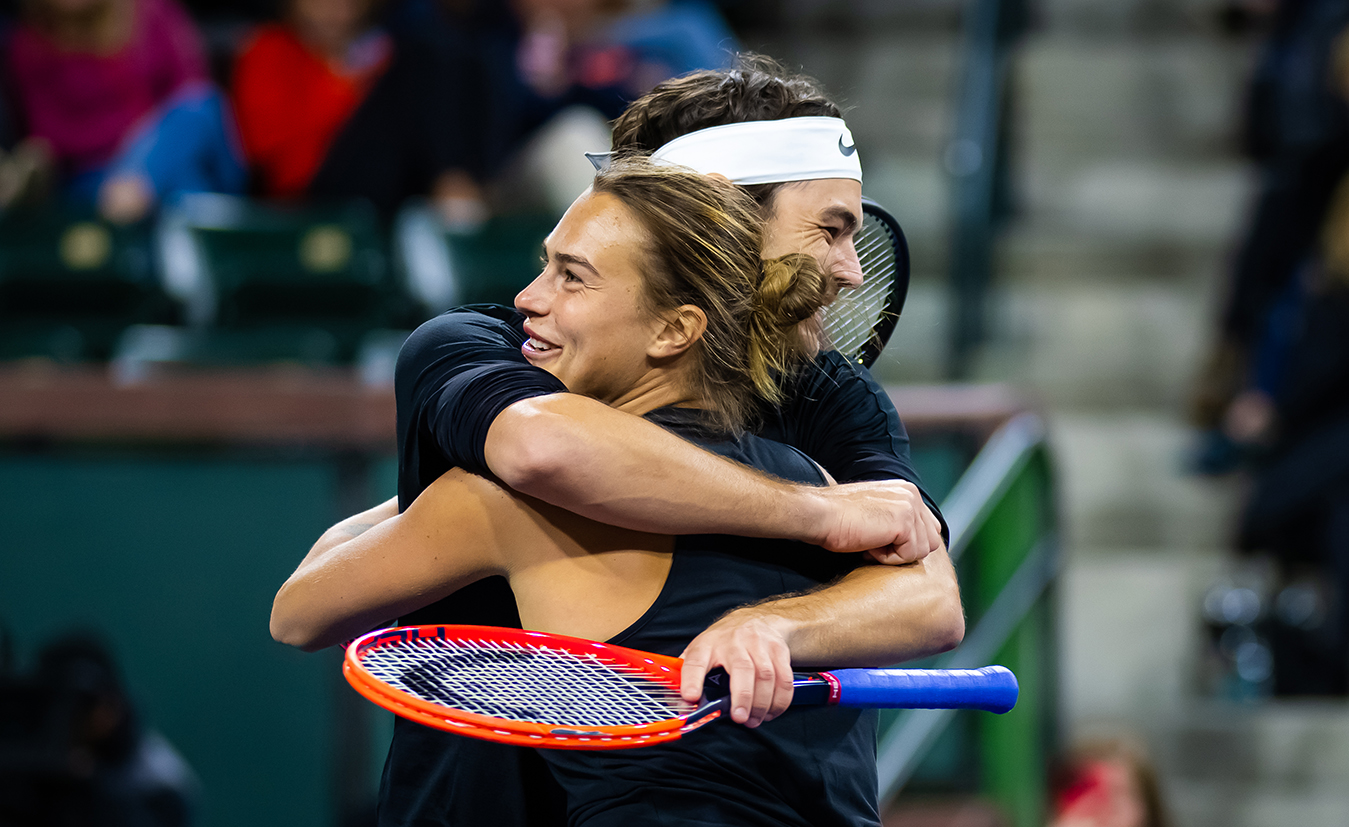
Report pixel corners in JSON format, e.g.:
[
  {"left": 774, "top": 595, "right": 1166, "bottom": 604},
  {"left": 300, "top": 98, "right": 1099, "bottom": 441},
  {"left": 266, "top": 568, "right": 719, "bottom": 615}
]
[{"left": 343, "top": 625, "right": 717, "bottom": 750}]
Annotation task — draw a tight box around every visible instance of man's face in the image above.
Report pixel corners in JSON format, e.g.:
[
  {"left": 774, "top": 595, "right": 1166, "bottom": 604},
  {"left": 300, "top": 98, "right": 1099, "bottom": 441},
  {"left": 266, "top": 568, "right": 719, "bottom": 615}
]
[{"left": 759, "top": 178, "right": 865, "bottom": 301}]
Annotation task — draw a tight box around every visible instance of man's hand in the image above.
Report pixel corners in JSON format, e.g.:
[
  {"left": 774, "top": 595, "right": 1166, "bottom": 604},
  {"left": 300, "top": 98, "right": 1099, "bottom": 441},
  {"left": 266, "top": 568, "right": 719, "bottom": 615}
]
[
  {"left": 679, "top": 608, "right": 795, "bottom": 729},
  {"left": 813, "top": 480, "right": 943, "bottom": 564}
]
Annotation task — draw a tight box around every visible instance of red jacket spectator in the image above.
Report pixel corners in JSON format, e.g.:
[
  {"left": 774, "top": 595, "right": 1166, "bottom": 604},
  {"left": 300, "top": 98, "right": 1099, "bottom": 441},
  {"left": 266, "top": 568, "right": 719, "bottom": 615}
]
[{"left": 231, "top": 23, "right": 391, "bottom": 198}]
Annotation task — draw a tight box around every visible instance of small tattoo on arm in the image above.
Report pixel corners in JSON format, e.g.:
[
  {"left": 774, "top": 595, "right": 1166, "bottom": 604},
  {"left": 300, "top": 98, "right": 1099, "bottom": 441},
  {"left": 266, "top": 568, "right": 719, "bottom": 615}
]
[{"left": 342, "top": 522, "right": 377, "bottom": 538}]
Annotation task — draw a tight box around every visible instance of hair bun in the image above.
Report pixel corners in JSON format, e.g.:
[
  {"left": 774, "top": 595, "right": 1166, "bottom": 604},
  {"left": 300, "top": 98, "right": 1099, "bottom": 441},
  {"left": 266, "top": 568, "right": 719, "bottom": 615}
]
[
  {"left": 746, "top": 253, "right": 828, "bottom": 399},
  {"left": 755, "top": 254, "right": 827, "bottom": 329}
]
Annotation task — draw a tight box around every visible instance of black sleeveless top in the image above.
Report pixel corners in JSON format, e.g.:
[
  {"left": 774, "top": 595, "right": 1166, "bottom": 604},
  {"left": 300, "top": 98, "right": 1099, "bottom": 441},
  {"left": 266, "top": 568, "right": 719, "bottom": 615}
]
[{"left": 538, "top": 408, "right": 881, "bottom": 827}]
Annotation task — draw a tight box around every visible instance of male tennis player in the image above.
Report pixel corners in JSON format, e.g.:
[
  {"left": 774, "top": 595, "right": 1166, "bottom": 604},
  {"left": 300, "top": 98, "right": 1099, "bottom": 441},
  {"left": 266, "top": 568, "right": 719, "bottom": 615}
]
[{"left": 324, "top": 55, "right": 962, "bottom": 827}]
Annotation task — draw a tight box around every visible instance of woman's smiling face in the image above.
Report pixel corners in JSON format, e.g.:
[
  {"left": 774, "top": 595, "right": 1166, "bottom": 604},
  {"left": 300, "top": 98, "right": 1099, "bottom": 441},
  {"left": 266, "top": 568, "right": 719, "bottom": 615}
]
[{"left": 514, "top": 190, "right": 670, "bottom": 406}]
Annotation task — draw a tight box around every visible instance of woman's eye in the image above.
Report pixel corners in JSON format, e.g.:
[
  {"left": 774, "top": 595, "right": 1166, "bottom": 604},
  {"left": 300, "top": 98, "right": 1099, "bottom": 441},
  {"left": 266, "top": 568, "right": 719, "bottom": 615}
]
[{"left": 563, "top": 270, "right": 582, "bottom": 283}]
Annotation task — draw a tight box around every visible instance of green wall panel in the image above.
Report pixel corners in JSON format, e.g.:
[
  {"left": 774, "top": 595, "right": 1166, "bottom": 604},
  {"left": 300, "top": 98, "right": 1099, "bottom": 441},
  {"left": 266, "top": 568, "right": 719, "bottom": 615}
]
[{"left": 0, "top": 453, "right": 367, "bottom": 827}]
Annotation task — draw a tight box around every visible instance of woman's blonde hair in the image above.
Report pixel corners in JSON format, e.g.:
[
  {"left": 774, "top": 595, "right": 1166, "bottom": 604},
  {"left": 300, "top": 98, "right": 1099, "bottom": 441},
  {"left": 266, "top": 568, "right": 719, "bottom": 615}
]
[{"left": 592, "top": 158, "right": 828, "bottom": 432}]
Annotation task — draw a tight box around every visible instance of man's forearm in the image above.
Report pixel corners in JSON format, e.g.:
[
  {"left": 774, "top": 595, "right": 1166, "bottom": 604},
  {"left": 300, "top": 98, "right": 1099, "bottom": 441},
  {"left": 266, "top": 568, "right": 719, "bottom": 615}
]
[
  {"left": 484, "top": 393, "right": 941, "bottom": 559},
  {"left": 485, "top": 393, "right": 827, "bottom": 541},
  {"left": 763, "top": 549, "right": 964, "bottom": 668},
  {"left": 677, "top": 547, "right": 964, "bottom": 726},
  {"left": 692, "top": 548, "right": 964, "bottom": 672}
]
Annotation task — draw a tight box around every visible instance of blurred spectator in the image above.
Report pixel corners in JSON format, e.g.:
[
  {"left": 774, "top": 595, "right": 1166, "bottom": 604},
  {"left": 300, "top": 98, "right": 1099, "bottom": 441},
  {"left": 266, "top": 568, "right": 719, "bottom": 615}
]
[
  {"left": 496, "top": 0, "right": 739, "bottom": 212},
  {"left": 381, "top": 0, "right": 738, "bottom": 216},
  {"left": 231, "top": 0, "right": 484, "bottom": 224},
  {"left": 1235, "top": 169, "right": 1349, "bottom": 695},
  {"left": 0, "top": 0, "right": 246, "bottom": 222},
  {"left": 1190, "top": 0, "right": 1349, "bottom": 471},
  {"left": 0, "top": 631, "right": 199, "bottom": 826},
  {"left": 1186, "top": 19, "right": 1349, "bottom": 697},
  {"left": 1048, "top": 737, "right": 1169, "bottom": 827}
]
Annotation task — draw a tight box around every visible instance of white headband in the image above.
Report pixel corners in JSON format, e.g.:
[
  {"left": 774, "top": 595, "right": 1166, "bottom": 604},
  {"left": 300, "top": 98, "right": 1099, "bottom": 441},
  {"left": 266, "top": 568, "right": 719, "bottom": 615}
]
[{"left": 585, "top": 116, "right": 862, "bottom": 185}]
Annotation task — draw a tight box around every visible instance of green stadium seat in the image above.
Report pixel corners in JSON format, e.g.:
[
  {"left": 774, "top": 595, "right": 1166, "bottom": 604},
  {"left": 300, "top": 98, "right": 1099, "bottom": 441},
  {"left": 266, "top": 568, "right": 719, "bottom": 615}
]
[
  {"left": 395, "top": 203, "right": 556, "bottom": 313},
  {"left": 158, "top": 194, "right": 403, "bottom": 363},
  {"left": 0, "top": 207, "right": 172, "bottom": 360}
]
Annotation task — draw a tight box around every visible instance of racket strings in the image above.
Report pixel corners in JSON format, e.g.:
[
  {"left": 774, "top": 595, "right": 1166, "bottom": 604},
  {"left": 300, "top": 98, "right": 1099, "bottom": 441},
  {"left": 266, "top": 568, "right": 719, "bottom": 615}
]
[
  {"left": 821, "top": 212, "right": 900, "bottom": 361},
  {"left": 359, "top": 637, "right": 693, "bottom": 728}
]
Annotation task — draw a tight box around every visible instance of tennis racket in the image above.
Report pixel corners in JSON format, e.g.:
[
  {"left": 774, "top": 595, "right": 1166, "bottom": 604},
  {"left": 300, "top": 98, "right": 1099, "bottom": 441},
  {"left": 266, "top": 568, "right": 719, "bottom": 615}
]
[
  {"left": 819, "top": 197, "right": 910, "bottom": 368},
  {"left": 344, "top": 625, "right": 1017, "bottom": 751}
]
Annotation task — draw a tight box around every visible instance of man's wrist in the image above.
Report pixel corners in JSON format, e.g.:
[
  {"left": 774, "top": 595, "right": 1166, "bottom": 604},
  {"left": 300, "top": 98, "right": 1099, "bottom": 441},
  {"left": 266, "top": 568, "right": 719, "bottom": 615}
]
[
  {"left": 725, "top": 600, "right": 806, "bottom": 652},
  {"left": 781, "top": 484, "right": 833, "bottom": 546}
]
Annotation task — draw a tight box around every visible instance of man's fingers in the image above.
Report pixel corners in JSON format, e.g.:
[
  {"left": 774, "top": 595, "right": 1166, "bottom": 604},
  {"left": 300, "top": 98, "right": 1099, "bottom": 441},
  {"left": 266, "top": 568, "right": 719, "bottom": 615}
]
[
  {"left": 679, "top": 645, "right": 712, "bottom": 703},
  {"left": 727, "top": 653, "right": 758, "bottom": 725},
  {"left": 909, "top": 511, "right": 931, "bottom": 563},
  {"left": 763, "top": 645, "right": 795, "bottom": 724},
  {"left": 744, "top": 657, "right": 780, "bottom": 728},
  {"left": 924, "top": 507, "right": 944, "bottom": 553}
]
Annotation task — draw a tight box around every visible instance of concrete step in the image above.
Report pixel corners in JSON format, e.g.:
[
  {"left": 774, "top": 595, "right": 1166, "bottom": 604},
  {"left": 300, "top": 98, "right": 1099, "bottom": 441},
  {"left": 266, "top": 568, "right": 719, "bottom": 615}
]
[
  {"left": 1150, "top": 702, "right": 1349, "bottom": 827},
  {"left": 1048, "top": 413, "right": 1240, "bottom": 552},
  {"left": 1035, "top": 0, "right": 1237, "bottom": 38},
  {"left": 872, "top": 279, "right": 1225, "bottom": 410},
  {"left": 1059, "top": 551, "right": 1224, "bottom": 725},
  {"left": 1016, "top": 158, "right": 1253, "bottom": 248},
  {"left": 973, "top": 281, "right": 1216, "bottom": 410},
  {"left": 1016, "top": 34, "right": 1254, "bottom": 164},
  {"left": 997, "top": 222, "right": 1232, "bottom": 287},
  {"left": 1167, "top": 784, "right": 1349, "bottom": 827}
]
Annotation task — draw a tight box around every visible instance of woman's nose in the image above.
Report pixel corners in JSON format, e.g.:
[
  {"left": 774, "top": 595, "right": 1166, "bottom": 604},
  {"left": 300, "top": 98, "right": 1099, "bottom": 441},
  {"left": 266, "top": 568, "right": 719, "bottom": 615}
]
[{"left": 515, "top": 273, "right": 548, "bottom": 315}]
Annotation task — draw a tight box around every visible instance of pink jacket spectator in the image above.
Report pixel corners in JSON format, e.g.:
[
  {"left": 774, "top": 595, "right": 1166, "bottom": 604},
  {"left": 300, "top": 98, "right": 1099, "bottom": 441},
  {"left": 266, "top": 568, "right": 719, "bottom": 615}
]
[{"left": 4, "top": 0, "right": 208, "bottom": 175}]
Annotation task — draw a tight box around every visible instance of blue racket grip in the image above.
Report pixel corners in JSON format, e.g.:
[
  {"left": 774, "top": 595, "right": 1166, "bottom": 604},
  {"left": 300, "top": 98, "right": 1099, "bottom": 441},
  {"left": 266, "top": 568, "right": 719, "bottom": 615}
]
[{"left": 826, "top": 666, "right": 1018, "bottom": 714}]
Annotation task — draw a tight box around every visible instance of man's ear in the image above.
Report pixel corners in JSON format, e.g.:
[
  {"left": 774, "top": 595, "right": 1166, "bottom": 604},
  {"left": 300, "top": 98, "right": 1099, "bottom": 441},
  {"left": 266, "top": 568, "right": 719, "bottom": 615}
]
[{"left": 649, "top": 305, "right": 708, "bottom": 359}]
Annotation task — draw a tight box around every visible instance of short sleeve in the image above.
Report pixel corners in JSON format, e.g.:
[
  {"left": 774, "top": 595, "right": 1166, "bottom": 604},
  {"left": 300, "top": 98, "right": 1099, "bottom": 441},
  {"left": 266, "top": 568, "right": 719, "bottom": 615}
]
[
  {"left": 762, "top": 351, "right": 950, "bottom": 543},
  {"left": 395, "top": 306, "right": 566, "bottom": 506}
]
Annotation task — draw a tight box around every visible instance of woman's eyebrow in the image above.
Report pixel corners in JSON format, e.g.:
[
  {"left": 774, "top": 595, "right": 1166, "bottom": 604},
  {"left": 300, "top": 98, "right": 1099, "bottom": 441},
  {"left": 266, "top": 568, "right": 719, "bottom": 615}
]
[{"left": 553, "top": 251, "right": 601, "bottom": 276}]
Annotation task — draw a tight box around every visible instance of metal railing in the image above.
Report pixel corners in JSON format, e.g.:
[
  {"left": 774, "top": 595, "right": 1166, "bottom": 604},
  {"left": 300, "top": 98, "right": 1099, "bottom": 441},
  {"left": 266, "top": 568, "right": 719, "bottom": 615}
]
[{"left": 878, "top": 412, "right": 1058, "bottom": 826}]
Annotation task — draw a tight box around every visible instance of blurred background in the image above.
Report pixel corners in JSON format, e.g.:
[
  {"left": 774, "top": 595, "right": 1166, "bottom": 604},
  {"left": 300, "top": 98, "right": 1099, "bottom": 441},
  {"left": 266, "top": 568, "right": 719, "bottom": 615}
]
[{"left": 2, "top": 0, "right": 1348, "bottom": 825}]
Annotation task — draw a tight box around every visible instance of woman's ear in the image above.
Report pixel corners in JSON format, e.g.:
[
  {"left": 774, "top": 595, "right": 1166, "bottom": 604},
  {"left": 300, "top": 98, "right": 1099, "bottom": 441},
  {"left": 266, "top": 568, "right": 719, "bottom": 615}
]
[{"left": 649, "top": 305, "right": 708, "bottom": 359}]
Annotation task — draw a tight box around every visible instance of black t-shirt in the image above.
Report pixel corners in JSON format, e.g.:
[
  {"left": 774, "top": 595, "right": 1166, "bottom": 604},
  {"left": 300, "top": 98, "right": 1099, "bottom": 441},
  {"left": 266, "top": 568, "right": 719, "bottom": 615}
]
[
  {"left": 379, "top": 307, "right": 936, "bottom": 827},
  {"left": 540, "top": 408, "right": 879, "bottom": 827},
  {"left": 760, "top": 349, "right": 946, "bottom": 537}
]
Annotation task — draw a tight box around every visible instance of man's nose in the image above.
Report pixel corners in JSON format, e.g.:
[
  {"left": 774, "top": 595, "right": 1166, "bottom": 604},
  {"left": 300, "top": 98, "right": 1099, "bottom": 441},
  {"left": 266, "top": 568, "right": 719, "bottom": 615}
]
[{"left": 833, "top": 239, "right": 864, "bottom": 290}]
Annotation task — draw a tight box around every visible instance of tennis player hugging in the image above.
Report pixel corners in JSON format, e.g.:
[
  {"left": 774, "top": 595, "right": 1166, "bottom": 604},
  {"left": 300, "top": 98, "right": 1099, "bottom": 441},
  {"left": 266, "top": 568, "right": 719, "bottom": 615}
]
[{"left": 274, "top": 60, "right": 963, "bottom": 827}]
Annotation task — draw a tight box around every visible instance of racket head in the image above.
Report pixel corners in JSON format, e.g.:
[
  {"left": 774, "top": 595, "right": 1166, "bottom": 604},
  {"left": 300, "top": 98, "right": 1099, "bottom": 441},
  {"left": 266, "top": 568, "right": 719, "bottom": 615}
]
[
  {"left": 344, "top": 625, "right": 698, "bottom": 750},
  {"left": 818, "top": 196, "right": 910, "bottom": 368}
]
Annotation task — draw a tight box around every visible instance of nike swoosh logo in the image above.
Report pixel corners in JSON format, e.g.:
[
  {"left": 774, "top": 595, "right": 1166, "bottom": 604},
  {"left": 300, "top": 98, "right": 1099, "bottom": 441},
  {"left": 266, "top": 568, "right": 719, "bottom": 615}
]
[{"left": 838, "top": 136, "right": 857, "bottom": 156}]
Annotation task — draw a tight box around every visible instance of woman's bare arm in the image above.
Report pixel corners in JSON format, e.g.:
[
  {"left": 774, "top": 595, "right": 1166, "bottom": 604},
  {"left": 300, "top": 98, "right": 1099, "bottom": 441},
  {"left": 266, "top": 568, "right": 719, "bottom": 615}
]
[
  {"left": 271, "top": 476, "right": 512, "bottom": 651},
  {"left": 271, "top": 472, "right": 671, "bottom": 652}
]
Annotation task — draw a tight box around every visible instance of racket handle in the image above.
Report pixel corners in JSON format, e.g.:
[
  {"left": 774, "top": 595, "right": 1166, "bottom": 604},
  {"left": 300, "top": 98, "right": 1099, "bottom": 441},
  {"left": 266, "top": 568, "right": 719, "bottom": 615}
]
[{"left": 825, "top": 666, "right": 1018, "bottom": 714}]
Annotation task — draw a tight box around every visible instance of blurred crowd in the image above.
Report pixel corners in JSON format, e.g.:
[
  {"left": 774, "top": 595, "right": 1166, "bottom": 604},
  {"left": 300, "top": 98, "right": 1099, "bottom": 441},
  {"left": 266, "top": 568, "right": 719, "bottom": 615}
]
[
  {"left": 0, "top": 630, "right": 199, "bottom": 826},
  {"left": 1193, "top": 0, "right": 1349, "bottom": 699},
  {"left": 0, "top": 0, "right": 740, "bottom": 226}
]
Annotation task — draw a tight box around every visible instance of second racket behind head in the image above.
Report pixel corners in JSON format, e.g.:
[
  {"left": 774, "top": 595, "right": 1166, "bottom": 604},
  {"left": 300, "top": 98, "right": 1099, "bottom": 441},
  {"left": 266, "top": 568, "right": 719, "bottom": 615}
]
[{"left": 819, "top": 196, "right": 910, "bottom": 369}]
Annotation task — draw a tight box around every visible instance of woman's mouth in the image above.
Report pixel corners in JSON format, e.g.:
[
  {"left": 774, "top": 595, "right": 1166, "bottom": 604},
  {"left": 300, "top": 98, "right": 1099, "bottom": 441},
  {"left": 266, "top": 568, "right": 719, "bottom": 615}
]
[{"left": 524, "top": 337, "right": 556, "bottom": 353}]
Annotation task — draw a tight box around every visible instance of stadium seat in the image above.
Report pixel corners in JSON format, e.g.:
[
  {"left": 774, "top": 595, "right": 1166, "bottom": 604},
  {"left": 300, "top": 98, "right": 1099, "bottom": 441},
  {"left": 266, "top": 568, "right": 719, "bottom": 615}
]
[
  {"left": 156, "top": 194, "right": 404, "bottom": 364},
  {"left": 0, "top": 207, "right": 172, "bottom": 360},
  {"left": 395, "top": 203, "right": 555, "bottom": 313}
]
